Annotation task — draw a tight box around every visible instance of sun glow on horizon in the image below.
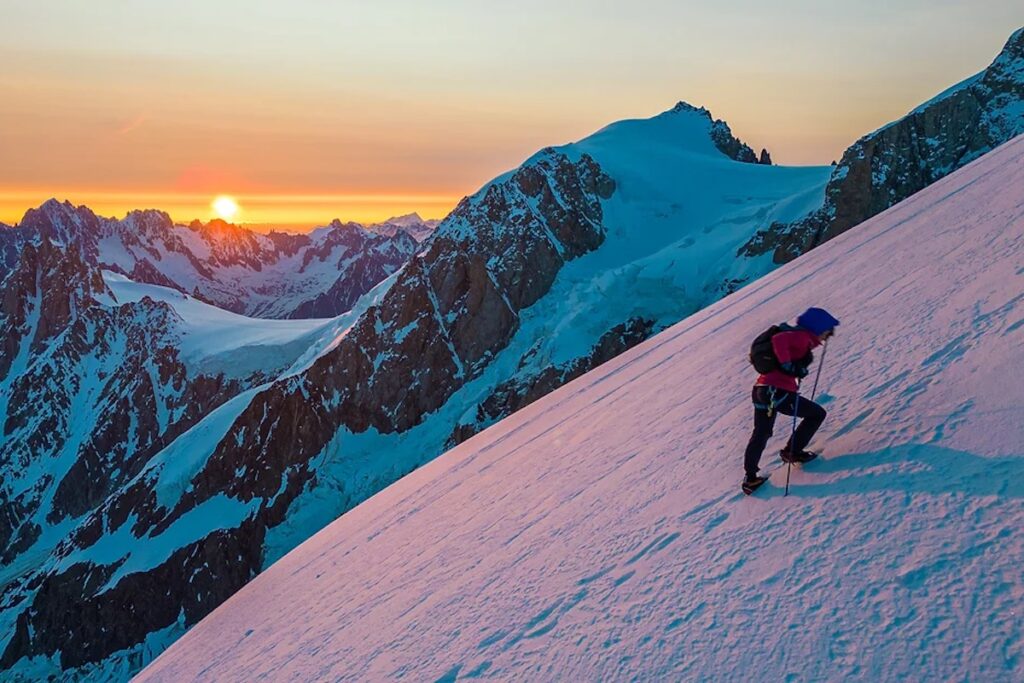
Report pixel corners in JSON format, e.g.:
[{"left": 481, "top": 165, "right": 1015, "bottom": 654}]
[
  {"left": 0, "top": 188, "right": 460, "bottom": 231},
  {"left": 212, "top": 195, "right": 240, "bottom": 221}
]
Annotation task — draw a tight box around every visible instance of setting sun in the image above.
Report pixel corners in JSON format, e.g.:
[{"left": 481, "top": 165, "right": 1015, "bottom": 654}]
[{"left": 212, "top": 195, "right": 239, "bottom": 221}]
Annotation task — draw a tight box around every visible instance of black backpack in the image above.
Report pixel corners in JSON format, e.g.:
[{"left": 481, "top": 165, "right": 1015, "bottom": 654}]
[{"left": 749, "top": 324, "right": 786, "bottom": 373}]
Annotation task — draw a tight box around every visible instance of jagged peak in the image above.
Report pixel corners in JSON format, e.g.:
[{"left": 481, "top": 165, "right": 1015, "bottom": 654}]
[
  {"left": 708, "top": 117, "right": 760, "bottom": 164},
  {"left": 25, "top": 198, "right": 84, "bottom": 224},
  {"left": 986, "top": 25, "right": 1024, "bottom": 83},
  {"left": 187, "top": 218, "right": 261, "bottom": 247},
  {"left": 123, "top": 208, "right": 173, "bottom": 225},
  {"left": 324, "top": 218, "right": 377, "bottom": 238},
  {"left": 376, "top": 212, "right": 424, "bottom": 227},
  {"left": 665, "top": 101, "right": 713, "bottom": 120},
  {"left": 607, "top": 102, "right": 766, "bottom": 164},
  {"left": 17, "top": 199, "right": 102, "bottom": 252}
]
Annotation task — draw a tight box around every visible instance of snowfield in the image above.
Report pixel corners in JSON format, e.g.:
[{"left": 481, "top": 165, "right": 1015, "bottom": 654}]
[
  {"left": 137, "top": 136, "right": 1024, "bottom": 681},
  {"left": 103, "top": 271, "right": 335, "bottom": 376}
]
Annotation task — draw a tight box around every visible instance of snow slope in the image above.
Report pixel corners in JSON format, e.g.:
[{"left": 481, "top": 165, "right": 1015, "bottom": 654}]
[
  {"left": 139, "top": 134, "right": 1024, "bottom": 682},
  {"left": 103, "top": 271, "right": 333, "bottom": 376}
]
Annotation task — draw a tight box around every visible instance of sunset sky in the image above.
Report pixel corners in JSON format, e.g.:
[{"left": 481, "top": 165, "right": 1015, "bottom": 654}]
[{"left": 2, "top": 1, "right": 1022, "bottom": 230}]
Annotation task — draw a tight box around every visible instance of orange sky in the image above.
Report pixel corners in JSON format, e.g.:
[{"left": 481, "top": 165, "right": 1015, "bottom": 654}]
[
  {"left": 0, "top": 189, "right": 459, "bottom": 232},
  {"left": 2, "top": 3, "right": 1021, "bottom": 230}
]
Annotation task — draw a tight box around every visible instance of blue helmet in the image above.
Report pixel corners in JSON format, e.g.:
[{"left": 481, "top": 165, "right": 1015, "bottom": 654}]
[{"left": 797, "top": 307, "right": 840, "bottom": 335}]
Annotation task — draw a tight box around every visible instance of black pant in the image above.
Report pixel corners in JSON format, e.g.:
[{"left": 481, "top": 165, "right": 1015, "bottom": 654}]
[{"left": 743, "top": 386, "right": 826, "bottom": 479}]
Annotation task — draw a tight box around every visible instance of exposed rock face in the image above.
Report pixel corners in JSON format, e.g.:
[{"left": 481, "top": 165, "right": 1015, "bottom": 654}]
[
  {"left": 664, "top": 101, "right": 765, "bottom": 164},
  {"left": 741, "top": 27, "right": 1024, "bottom": 263},
  {"left": 0, "top": 201, "right": 427, "bottom": 320},
  {"left": 0, "top": 215, "right": 256, "bottom": 673},
  {"left": 710, "top": 120, "right": 759, "bottom": 162},
  {"left": 0, "top": 223, "right": 25, "bottom": 274},
  {"left": 0, "top": 311, "right": 242, "bottom": 540},
  {"left": 286, "top": 222, "right": 418, "bottom": 318}
]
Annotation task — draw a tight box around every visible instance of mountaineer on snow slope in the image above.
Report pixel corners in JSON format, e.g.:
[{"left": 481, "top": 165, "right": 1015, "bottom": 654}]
[{"left": 742, "top": 307, "right": 840, "bottom": 493}]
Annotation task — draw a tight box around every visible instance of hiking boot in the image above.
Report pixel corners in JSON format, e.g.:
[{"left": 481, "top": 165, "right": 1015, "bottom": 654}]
[
  {"left": 742, "top": 475, "right": 769, "bottom": 495},
  {"left": 780, "top": 449, "right": 818, "bottom": 463}
]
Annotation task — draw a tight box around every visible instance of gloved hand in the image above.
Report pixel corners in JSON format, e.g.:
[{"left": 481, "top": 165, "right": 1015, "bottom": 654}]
[{"left": 780, "top": 362, "right": 810, "bottom": 378}]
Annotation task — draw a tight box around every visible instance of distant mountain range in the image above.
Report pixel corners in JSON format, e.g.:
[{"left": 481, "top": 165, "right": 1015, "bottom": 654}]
[
  {"left": 0, "top": 207, "right": 437, "bottom": 319},
  {"left": 1, "top": 25, "right": 1021, "bottom": 682}
]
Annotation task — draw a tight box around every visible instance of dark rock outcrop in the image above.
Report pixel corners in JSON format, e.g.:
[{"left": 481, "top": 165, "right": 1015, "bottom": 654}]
[
  {"left": 741, "top": 27, "right": 1024, "bottom": 263},
  {"left": 710, "top": 120, "right": 759, "bottom": 163},
  {"left": 287, "top": 222, "right": 418, "bottom": 318}
]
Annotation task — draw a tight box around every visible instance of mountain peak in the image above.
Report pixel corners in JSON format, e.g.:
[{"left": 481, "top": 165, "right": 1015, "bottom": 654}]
[
  {"left": 39, "top": 197, "right": 71, "bottom": 212},
  {"left": 326, "top": 218, "right": 366, "bottom": 233},
  {"left": 379, "top": 212, "right": 424, "bottom": 227},
  {"left": 124, "top": 208, "right": 172, "bottom": 224},
  {"left": 30, "top": 198, "right": 81, "bottom": 224},
  {"left": 583, "top": 101, "right": 763, "bottom": 164},
  {"left": 989, "top": 25, "right": 1024, "bottom": 82},
  {"left": 18, "top": 199, "right": 102, "bottom": 249},
  {"left": 664, "top": 102, "right": 761, "bottom": 163},
  {"left": 665, "top": 101, "right": 712, "bottom": 119}
]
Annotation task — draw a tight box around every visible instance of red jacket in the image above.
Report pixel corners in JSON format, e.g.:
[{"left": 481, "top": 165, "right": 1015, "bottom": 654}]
[{"left": 756, "top": 328, "right": 822, "bottom": 392}]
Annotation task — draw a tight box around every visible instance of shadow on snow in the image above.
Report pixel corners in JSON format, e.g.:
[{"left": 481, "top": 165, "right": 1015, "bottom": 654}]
[{"left": 758, "top": 443, "right": 1024, "bottom": 499}]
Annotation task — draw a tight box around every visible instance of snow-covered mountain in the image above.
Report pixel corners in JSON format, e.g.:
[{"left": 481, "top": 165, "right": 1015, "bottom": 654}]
[
  {"left": 743, "top": 26, "right": 1024, "bottom": 263},
  {"left": 139, "top": 128, "right": 1024, "bottom": 683},
  {"left": 368, "top": 212, "right": 441, "bottom": 242},
  {"left": 0, "top": 228, "right": 340, "bottom": 673},
  {"left": 0, "top": 205, "right": 426, "bottom": 319}
]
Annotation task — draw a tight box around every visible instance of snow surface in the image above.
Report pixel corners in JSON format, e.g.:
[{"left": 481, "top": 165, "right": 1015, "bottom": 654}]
[
  {"left": 137, "top": 135, "right": 1024, "bottom": 681},
  {"left": 103, "top": 271, "right": 333, "bottom": 374}
]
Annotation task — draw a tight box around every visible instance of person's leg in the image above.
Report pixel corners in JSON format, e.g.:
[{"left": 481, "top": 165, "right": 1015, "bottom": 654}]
[
  {"left": 743, "top": 387, "right": 778, "bottom": 479},
  {"left": 775, "top": 393, "right": 827, "bottom": 453}
]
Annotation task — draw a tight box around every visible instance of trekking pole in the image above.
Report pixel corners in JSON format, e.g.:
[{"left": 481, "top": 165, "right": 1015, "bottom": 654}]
[
  {"left": 785, "top": 340, "right": 828, "bottom": 497},
  {"left": 810, "top": 341, "right": 828, "bottom": 400},
  {"left": 784, "top": 394, "right": 799, "bottom": 497}
]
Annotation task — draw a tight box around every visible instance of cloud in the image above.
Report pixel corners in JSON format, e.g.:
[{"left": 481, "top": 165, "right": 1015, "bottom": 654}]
[{"left": 117, "top": 113, "right": 149, "bottom": 135}]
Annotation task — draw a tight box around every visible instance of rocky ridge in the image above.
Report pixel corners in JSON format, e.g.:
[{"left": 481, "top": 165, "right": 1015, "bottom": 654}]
[{"left": 741, "top": 27, "right": 1024, "bottom": 262}]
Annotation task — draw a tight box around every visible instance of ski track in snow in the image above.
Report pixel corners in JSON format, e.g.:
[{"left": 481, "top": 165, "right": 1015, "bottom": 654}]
[{"left": 138, "top": 136, "right": 1024, "bottom": 681}]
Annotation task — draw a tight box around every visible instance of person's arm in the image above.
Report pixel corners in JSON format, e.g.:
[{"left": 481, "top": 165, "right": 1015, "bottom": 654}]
[{"left": 772, "top": 332, "right": 809, "bottom": 377}]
